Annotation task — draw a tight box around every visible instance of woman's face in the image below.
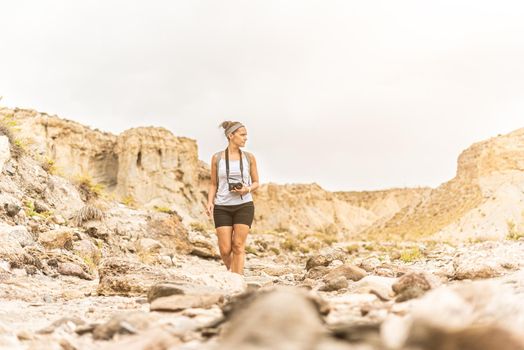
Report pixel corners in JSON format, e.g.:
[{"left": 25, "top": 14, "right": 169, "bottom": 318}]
[{"left": 230, "top": 127, "right": 248, "bottom": 147}]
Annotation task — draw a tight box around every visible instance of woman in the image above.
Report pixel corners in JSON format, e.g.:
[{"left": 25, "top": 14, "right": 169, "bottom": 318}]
[{"left": 205, "top": 121, "right": 259, "bottom": 275}]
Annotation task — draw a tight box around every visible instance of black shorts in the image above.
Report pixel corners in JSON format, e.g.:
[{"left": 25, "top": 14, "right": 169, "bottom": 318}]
[{"left": 213, "top": 201, "right": 255, "bottom": 228}]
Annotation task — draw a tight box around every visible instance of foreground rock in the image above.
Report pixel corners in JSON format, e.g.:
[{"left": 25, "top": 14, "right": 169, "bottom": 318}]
[{"left": 218, "top": 287, "right": 325, "bottom": 350}]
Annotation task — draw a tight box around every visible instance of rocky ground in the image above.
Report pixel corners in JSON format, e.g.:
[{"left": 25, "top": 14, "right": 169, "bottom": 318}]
[{"left": 1, "top": 235, "right": 524, "bottom": 350}]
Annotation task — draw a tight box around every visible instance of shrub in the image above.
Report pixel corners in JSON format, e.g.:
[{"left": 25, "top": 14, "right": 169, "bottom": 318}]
[
  {"left": 75, "top": 174, "right": 105, "bottom": 202},
  {"left": 507, "top": 220, "right": 524, "bottom": 240},
  {"left": 121, "top": 195, "right": 137, "bottom": 208},
  {"left": 154, "top": 206, "right": 174, "bottom": 214},
  {"left": 189, "top": 222, "right": 207, "bottom": 233},
  {"left": 40, "top": 157, "right": 58, "bottom": 174},
  {"left": 399, "top": 247, "right": 423, "bottom": 263}
]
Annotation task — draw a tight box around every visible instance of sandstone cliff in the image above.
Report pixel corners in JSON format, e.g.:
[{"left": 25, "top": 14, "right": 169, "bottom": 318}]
[
  {"left": 366, "top": 128, "right": 524, "bottom": 241},
  {"left": 4, "top": 108, "right": 205, "bottom": 222}
]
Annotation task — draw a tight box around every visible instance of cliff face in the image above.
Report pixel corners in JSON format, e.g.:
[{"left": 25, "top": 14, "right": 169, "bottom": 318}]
[
  {"left": 366, "top": 128, "right": 524, "bottom": 241},
  {"left": 7, "top": 108, "right": 205, "bottom": 222},
  {"left": 251, "top": 183, "right": 429, "bottom": 235}
]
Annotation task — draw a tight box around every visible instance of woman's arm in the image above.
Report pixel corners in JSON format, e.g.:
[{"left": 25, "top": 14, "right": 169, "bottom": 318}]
[
  {"left": 206, "top": 154, "right": 218, "bottom": 216},
  {"left": 247, "top": 153, "right": 259, "bottom": 193}
]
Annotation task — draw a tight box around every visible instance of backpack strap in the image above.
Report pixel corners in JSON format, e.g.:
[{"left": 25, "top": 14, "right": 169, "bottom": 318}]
[
  {"left": 214, "top": 151, "right": 223, "bottom": 185},
  {"left": 243, "top": 151, "right": 252, "bottom": 170},
  {"left": 214, "top": 150, "right": 252, "bottom": 185}
]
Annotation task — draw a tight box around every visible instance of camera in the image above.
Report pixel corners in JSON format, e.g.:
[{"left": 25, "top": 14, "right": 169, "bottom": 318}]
[{"left": 228, "top": 182, "right": 243, "bottom": 191}]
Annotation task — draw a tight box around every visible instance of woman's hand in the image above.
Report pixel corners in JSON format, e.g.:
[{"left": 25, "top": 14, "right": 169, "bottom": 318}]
[
  {"left": 205, "top": 202, "right": 214, "bottom": 217},
  {"left": 233, "top": 185, "right": 251, "bottom": 196}
]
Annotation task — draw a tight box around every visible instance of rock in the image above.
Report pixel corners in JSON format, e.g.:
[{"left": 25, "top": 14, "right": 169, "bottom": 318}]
[
  {"left": 392, "top": 272, "right": 440, "bottom": 302},
  {"left": 97, "top": 258, "right": 185, "bottom": 296},
  {"left": 93, "top": 311, "right": 155, "bottom": 340},
  {"left": 73, "top": 239, "right": 101, "bottom": 266},
  {"left": 0, "top": 136, "right": 10, "bottom": 170},
  {"left": 147, "top": 283, "right": 185, "bottom": 303},
  {"left": 191, "top": 271, "right": 247, "bottom": 297},
  {"left": 38, "top": 229, "right": 73, "bottom": 250},
  {"left": 96, "top": 329, "right": 181, "bottom": 350},
  {"left": 360, "top": 257, "right": 382, "bottom": 273},
  {"left": 327, "top": 323, "right": 382, "bottom": 346},
  {"left": 319, "top": 276, "right": 348, "bottom": 292},
  {"left": 0, "top": 224, "right": 25, "bottom": 265},
  {"left": 352, "top": 275, "right": 396, "bottom": 301},
  {"left": 0, "top": 223, "right": 33, "bottom": 248},
  {"left": 4, "top": 203, "right": 21, "bottom": 217},
  {"left": 405, "top": 323, "right": 524, "bottom": 350},
  {"left": 219, "top": 287, "right": 325, "bottom": 350},
  {"left": 305, "top": 266, "right": 330, "bottom": 280},
  {"left": 305, "top": 254, "right": 333, "bottom": 271},
  {"left": 381, "top": 314, "right": 411, "bottom": 349},
  {"left": 33, "top": 200, "right": 50, "bottom": 213},
  {"left": 262, "top": 265, "right": 296, "bottom": 277},
  {"left": 4, "top": 162, "right": 15, "bottom": 175},
  {"left": 453, "top": 255, "right": 511, "bottom": 280},
  {"left": 135, "top": 238, "right": 163, "bottom": 254},
  {"left": 323, "top": 264, "right": 367, "bottom": 282},
  {"left": 150, "top": 293, "right": 223, "bottom": 312},
  {"left": 38, "top": 317, "right": 86, "bottom": 334},
  {"left": 190, "top": 240, "right": 220, "bottom": 259},
  {"left": 57, "top": 262, "right": 94, "bottom": 280},
  {"left": 25, "top": 265, "right": 37, "bottom": 275}
]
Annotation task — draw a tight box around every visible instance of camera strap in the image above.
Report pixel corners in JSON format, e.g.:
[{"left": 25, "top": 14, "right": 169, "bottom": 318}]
[{"left": 225, "top": 147, "right": 244, "bottom": 199}]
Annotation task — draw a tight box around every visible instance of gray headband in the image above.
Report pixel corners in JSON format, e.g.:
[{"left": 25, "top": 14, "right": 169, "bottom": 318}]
[{"left": 225, "top": 123, "right": 244, "bottom": 137}]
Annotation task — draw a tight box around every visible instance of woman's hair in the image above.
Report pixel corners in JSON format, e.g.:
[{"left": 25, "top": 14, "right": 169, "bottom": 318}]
[{"left": 219, "top": 121, "right": 244, "bottom": 139}]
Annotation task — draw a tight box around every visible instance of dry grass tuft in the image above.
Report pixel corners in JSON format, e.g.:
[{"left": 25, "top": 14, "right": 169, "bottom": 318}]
[{"left": 73, "top": 204, "right": 105, "bottom": 226}]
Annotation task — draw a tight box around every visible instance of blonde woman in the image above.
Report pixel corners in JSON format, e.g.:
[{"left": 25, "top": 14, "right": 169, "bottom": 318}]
[{"left": 206, "top": 121, "right": 259, "bottom": 275}]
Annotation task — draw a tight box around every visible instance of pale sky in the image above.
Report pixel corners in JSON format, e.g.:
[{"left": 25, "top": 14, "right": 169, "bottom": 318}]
[{"left": 1, "top": 1, "right": 523, "bottom": 191}]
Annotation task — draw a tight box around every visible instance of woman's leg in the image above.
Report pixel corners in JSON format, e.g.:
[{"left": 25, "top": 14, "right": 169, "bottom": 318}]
[
  {"left": 230, "top": 224, "right": 249, "bottom": 275},
  {"left": 216, "top": 226, "right": 234, "bottom": 270}
]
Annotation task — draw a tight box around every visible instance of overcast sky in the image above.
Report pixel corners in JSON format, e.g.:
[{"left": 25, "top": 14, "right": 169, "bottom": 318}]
[{"left": 1, "top": 1, "right": 523, "bottom": 191}]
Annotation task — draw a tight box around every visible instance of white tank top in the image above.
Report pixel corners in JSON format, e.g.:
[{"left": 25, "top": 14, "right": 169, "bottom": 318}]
[{"left": 214, "top": 152, "right": 253, "bottom": 206}]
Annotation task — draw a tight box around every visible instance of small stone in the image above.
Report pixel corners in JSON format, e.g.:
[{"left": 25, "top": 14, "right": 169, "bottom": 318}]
[
  {"left": 147, "top": 283, "right": 185, "bottom": 303},
  {"left": 323, "top": 264, "right": 367, "bottom": 282},
  {"left": 4, "top": 203, "right": 21, "bottom": 217},
  {"left": 392, "top": 272, "right": 439, "bottom": 302},
  {"left": 305, "top": 266, "right": 330, "bottom": 280},
  {"left": 25, "top": 266, "right": 37, "bottom": 275},
  {"left": 305, "top": 254, "right": 333, "bottom": 271},
  {"left": 92, "top": 312, "right": 154, "bottom": 340},
  {"left": 52, "top": 214, "right": 66, "bottom": 225},
  {"left": 319, "top": 276, "right": 348, "bottom": 292},
  {"left": 190, "top": 240, "right": 220, "bottom": 260},
  {"left": 33, "top": 200, "right": 50, "bottom": 213}
]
